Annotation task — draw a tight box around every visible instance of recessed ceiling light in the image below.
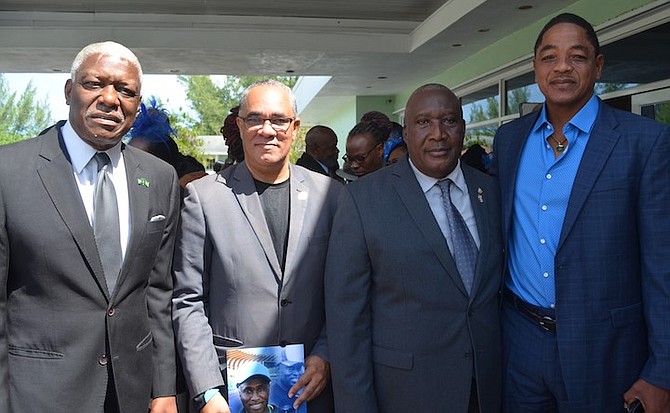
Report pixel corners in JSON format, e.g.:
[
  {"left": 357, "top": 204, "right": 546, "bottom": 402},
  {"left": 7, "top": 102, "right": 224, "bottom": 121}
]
[
  {"left": 366, "top": 86, "right": 372, "bottom": 89},
  {"left": 452, "top": 43, "right": 462, "bottom": 47},
  {"left": 518, "top": 5, "right": 533, "bottom": 10},
  {"left": 478, "top": 28, "right": 490, "bottom": 33},
  {"left": 286, "top": 69, "right": 295, "bottom": 73},
  {"left": 377, "top": 76, "right": 387, "bottom": 80},
  {"left": 169, "top": 69, "right": 180, "bottom": 73},
  {"left": 51, "top": 68, "right": 63, "bottom": 72}
]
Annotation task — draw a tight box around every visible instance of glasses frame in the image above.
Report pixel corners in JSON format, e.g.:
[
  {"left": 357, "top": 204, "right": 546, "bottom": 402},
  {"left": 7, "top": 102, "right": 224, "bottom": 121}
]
[
  {"left": 342, "top": 144, "right": 379, "bottom": 165},
  {"left": 237, "top": 116, "right": 295, "bottom": 133}
]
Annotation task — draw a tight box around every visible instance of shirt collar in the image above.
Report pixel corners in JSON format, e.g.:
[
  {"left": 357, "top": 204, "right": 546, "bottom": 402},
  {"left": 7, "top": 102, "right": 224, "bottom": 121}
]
[
  {"left": 409, "top": 158, "right": 466, "bottom": 195},
  {"left": 61, "top": 120, "right": 123, "bottom": 173},
  {"left": 532, "top": 94, "right": 600, "bottom": 135}
]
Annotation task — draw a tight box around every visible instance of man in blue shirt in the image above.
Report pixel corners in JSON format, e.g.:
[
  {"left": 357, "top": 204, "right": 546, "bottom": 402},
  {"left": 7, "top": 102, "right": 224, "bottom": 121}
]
[{"left": 492, "top": 13, "right": 670, "bottom": 412}]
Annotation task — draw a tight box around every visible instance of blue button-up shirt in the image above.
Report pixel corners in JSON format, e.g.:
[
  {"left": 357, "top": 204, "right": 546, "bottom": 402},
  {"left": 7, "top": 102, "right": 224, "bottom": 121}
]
[{"left": 507, "top": 94, "right": 600, "bottom": 308}]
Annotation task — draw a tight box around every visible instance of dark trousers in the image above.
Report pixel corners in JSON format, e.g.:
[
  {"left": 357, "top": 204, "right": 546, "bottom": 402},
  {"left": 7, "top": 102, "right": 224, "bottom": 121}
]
[{"left": 502, "top": 299, "right": 569, "bottom": 413}]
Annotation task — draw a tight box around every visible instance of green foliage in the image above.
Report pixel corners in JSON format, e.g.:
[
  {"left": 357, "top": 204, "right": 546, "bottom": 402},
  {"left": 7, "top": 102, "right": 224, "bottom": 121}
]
[
  {"left": 177, "top": 75, "right": 297, "bottom": 136},
  {"left": 0, "top": 75, "right": 52, "bottom": 145},
  {"left": 289, "top": 126, "right": 306, "bottom": 164}
]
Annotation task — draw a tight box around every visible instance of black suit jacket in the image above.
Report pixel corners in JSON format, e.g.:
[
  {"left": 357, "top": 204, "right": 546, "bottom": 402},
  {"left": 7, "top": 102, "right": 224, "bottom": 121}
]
[
  {"left": 296, "top": 152, "right": 345, "bottom": 184},
  {"left": 0, "top": 125, "right": 180, "bottom": 412}
]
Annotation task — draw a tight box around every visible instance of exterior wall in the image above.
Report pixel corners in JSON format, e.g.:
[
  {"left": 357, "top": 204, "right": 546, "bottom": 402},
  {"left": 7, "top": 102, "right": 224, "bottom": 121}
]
[
  {"left": 318, "top": 96, "right": 357, "bottom": 154},
  {"left": 395, "top": 0, "right": 656, "bottom": 108}
]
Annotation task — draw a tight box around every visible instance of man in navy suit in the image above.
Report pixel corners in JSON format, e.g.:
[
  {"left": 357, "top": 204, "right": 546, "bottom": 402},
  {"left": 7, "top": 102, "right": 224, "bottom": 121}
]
[
  {"left": 326, "top": 84, "right": 503, "bottom": 412},
  {"left": 492, "top": 13, "right": 670, "bottom": 412}
]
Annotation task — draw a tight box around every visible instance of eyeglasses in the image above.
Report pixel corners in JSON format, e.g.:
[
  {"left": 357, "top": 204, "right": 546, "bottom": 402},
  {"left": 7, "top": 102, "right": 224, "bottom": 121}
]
[
  {"left": 238, "top": 116, "right": 295, "bottom": 132},
  {"left": 342, "top": 145, "right": 378, "bottom": 165}
]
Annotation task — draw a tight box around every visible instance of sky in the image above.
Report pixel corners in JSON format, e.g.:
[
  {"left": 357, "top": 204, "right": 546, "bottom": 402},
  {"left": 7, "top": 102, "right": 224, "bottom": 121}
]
[{"left": 2, "top": 73, "right": 198, "bottom": 123}]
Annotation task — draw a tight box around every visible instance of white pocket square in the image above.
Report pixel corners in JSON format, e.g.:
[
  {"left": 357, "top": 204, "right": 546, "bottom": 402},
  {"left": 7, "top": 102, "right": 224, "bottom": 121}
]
[{"left": 149, "top": 214, "right": 166, "bottom": 222}]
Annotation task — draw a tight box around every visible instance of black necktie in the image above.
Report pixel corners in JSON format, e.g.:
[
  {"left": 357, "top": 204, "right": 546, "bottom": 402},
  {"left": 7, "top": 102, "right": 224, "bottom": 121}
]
[
  {"left": 437, "top": 179, "right": 478, "bottom": 294},
  {"left": 93, "top": 152, "right": 122, "bottom": 295}
]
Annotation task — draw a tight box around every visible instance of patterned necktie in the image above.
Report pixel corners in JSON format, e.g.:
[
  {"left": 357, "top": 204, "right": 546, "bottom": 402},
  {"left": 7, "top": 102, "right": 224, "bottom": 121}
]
[
  {"left": 437, "top": 179, "right": 478, "bottom": 294},
  {"left": 93, "top": 152, "right": 122, "bottom": 295}
]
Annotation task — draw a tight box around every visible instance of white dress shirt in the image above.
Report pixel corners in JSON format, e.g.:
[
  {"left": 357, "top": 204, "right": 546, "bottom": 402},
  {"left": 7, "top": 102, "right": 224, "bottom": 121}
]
[
  {"left": 61, "top": 121, "right": 130, "bottom": 260},
  {"left": 409, "top": 158, "right": 480, "bottom": 251}
]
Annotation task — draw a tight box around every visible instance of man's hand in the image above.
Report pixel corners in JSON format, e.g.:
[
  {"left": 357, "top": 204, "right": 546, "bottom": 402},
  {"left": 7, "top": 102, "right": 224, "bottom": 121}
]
[
  {"left": 288, "top": 355, "right": 330, "bottom": 410},
  {"left": 149, "top": 396, "right": 178, "bottom": 413},
  {"left": 624, "top": 378, "right": 670, "bottom": 413},
  {"left": 201, "top": 393, "right": 231, "bottom": 413}
]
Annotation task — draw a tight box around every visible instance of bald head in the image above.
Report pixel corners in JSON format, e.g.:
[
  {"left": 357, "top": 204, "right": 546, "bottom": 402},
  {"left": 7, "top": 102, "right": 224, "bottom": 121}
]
[{"left": 305, "top": 125, "right": 339, "bottom": 170}]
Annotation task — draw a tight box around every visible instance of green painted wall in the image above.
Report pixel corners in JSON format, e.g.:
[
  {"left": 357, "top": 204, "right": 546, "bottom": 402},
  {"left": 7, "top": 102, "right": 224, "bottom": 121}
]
[
  {"left": 319, "top": 96, "right": 357, "bottom": 153},
  {"left": 355, "top": 95, "right": 396, "bottom": 121}
]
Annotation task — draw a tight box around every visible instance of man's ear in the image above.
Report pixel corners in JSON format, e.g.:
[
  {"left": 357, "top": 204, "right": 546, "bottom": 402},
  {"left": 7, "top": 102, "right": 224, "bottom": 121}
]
[{"left": 64, "top": 79, "right": 73, "bottom": 105}]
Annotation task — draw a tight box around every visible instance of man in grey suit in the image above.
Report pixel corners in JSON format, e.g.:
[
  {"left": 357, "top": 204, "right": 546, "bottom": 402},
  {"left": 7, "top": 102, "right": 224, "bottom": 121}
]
[
  {"left": 0, "top": 42, "right": 180, "bottom": 412},
  {"left": 325, "top": 83, "right": 503, "bottom": 412},
  {"left": 172, "top": 80, "right": 340, "bottom": 413}
]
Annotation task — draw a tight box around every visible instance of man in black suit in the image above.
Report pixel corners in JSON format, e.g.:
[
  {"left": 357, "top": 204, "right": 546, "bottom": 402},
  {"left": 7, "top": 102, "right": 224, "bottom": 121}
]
[
  {"left": 0, "top": 41, "right": 180, "bottom": 412},
  {"left": 296, "top": 125, "right": 344, "bottom": 183}
]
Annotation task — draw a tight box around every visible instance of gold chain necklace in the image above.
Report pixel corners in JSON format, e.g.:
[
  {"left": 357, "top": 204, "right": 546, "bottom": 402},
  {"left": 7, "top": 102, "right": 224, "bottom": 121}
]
[{"left": 548, "top": 134, "right": 567, "bottom": 152}]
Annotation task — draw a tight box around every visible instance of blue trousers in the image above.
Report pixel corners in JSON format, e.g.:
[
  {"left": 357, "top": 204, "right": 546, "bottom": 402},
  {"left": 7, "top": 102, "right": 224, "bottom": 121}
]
[{"left": 502, "top": 299, "right": 570, "bottom": 413}]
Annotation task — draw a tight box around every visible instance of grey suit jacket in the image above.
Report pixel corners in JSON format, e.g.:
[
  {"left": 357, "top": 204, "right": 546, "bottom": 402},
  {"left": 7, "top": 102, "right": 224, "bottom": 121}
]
[
  {"left": 325, "top": 158, "right": 503, "bottom": 413},
  {"left": 172, "top": 162, "right": 341, "bottom": 412},
  {"left": 0, "top": 125, "right": 180, "bottom": 412}
]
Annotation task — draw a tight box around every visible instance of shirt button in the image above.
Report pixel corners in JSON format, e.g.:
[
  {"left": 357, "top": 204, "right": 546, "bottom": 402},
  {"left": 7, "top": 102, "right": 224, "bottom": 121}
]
[
  {"left": 541, "top": 205, "right": 547, "bottom": 211},
  {"left": 546, "top": 173, "right": 552, "bottom": 179},
  {"left": 540, "top": 238, "right": 546, "bottom": 244},
  {"left": 98, "top": 355, "right": 108, "bottom": 366},
  {"left": 107, "top": 307, "right": 115, "bottom": 317},
  {"left": 543, "top": 272, "right": 549, "bottom": 278}
]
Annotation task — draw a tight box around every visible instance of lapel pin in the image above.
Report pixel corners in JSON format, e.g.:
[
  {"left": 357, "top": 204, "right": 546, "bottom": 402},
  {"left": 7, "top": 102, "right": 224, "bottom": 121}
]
[
  {"left": 477, "top": 187, "right": 484, "bottom": 203},
  {"left": 137, "top": 178, "right": 150, "bottom": 188}
]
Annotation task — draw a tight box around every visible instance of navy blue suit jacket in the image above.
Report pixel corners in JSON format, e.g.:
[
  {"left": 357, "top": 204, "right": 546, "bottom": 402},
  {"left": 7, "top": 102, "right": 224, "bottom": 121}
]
[{"left": 492, "top": 100, "right": 670, "bottom": 410}]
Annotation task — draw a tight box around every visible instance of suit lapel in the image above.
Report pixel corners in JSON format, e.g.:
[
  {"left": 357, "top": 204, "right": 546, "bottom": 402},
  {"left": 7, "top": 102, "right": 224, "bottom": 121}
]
[
  {"left": 283, "top": 165, "right": 307, "bottom": 283},
  {"left": 35, "top": 128, "right": 109, "bottom": 298},
  {"left": 462, "top": 166, "right": 488, "bottom": 299},
  {"left": 392, "top": 160, "right": 467, "bottom": 295},
  {"left": 558, "top": 104, "right": 620, "bottom": 250},
  {"left": 116, "top": 147, "right": 150, "bottom": 296},
  {"left": 230, "top": 163, "right": 283, "bottom": 283}
]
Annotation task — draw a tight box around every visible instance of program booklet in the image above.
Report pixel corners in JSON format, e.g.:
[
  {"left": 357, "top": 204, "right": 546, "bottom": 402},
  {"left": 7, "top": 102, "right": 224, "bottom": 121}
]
[{"left": 226, "top": 343, "right": 307, "bottom": 413}]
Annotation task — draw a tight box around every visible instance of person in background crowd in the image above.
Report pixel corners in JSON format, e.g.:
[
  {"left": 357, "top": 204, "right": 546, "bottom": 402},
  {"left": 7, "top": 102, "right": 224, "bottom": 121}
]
[
  {"left": 128, "top": 97, "right": 207, "bottom": 188},
  {"left": 296, "top": 125, "right": 344, "bottom": 184},
  {"left": 216, "top": 106, "right": 245, "bottom": 171},
  {"left": 344, "top": 121, "right": 385, "bottom": 177}
]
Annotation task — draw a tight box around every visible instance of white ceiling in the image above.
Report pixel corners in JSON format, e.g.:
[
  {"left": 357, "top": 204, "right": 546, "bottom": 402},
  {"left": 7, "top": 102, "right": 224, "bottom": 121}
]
[{"left": 0, "top": 0, "right": 577, "bottom": 123}]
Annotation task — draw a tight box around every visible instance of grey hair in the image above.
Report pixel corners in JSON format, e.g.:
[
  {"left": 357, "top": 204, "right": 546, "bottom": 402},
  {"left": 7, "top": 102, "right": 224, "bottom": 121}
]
[
  {"left": 70, "top": 41, "right": 143, "bottom": 86},
  {"left": 238, "top": 79, "right": 297, "bottom": 116}
]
